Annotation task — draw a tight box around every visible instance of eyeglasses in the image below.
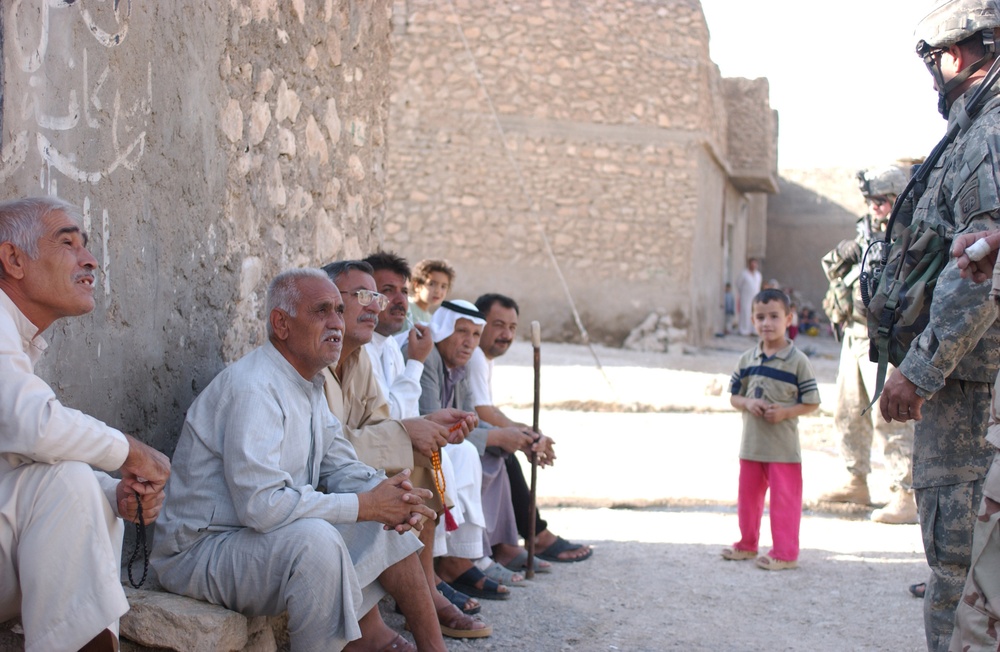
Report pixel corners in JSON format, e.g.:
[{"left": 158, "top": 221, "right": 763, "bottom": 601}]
[{"left": 342, "top": 289, "right": 389, "bottom": 311}]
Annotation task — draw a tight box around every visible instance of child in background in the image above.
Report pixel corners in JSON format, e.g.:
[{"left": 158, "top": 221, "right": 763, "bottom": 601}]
[
  {"left": 408, "top": 258, "right": 455, "bottom": 326},
  {"left": 788, "top": 301, "right": 799, "bottom": 340},
  {"left": 799, "top": 308, "right": 820, "bottom": 336},
  {"left": 722, "top": 289, "right": 820, "bottom": 571}
]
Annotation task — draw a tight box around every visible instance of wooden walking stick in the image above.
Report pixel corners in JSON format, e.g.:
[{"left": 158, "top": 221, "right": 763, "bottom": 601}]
[{"left": 526, "top": 321, "right": 541, "bottom": 579}]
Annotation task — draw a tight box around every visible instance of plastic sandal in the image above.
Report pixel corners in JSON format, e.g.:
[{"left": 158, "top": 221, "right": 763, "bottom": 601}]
[
  {"left": 721, "top": 547, "right": 758, "bottom": 561},
  {"left": 536, "top": 535, "right": 593, "bottom": 563},
  {"left": 448, "top": 567, "right": 510, "bottom": 600},
  {"left": 483, "top": 561, "right": 525, "bottom": 587},
  {"left": 502, "top": 548, "right": 552, "bottom": 574},
  {"left": 755, "top": 554, "right": 798, "bottom": 571}
]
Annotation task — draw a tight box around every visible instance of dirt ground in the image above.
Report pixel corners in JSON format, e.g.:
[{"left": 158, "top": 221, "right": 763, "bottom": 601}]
[
  {"left": 386, "top": 332, "right": 928, "bottom": 652},
  {"left": 1, "top": 332, "right": 930, "bottom": 651}
]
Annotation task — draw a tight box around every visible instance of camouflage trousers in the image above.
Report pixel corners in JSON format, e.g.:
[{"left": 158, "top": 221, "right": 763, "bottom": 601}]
[
  {"left": 949, "top": 452, "right": 1000, "bottom": 652},
  {"left": 913, "top": 379, "right": 994, "bottom": 652},
  {"left": 834, "top": 325, "right": 914, "bottom": 489}
]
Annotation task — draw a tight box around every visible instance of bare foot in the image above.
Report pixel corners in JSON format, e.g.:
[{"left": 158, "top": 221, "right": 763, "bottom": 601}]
[
  {"left": 344, "top": 606, "right": 405, "bottom": 652},
  {"left": 491, "top": 542, "right": 527, "bottom": 567}
]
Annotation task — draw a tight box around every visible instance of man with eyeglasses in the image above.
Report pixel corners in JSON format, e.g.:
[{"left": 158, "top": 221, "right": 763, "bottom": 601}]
[
  {"left": 362, "top": 251, "right": 500, "bottom": 618},
  {"left": 818, "top": 165, "right": 918, "bottom": 526},
  {"left": 319, "top": 260, "right": 492, "bottom": 639}
]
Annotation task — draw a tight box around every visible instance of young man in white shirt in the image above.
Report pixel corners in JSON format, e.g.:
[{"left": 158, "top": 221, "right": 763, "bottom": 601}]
[{"left": 469, "top": 293, "right": 592, "bottom": 566}]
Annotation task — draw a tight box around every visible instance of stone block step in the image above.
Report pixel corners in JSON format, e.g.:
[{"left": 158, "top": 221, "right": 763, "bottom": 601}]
[{"left": 120, "top": 587, "right": 286, "bottom": 652}]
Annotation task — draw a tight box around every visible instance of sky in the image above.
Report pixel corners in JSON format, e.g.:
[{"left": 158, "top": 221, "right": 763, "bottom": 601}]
[{"left": 700, "top": 0, "right": 946, "bottom": 170}]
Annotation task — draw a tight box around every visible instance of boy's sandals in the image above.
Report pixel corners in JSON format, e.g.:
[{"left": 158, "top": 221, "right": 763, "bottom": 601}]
[
  {"left": 755, "top": 554, "right": 798, "bottom": 571},
  {"left": 721, "top": 547, "right": 757, "bottom": 561}
]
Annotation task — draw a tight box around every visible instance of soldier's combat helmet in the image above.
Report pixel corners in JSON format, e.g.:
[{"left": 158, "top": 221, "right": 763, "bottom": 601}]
[
  {"left": 856, "top": 166, "right": 907, "bottom": 200},
  {"left": 915, "top": 0, "right": 1000, "bottom": 117}
]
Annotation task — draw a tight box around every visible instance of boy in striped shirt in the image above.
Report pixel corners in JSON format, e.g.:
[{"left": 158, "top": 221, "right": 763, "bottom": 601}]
[{"left": 722, "top": 289, "right": 821, "bottom": 570}]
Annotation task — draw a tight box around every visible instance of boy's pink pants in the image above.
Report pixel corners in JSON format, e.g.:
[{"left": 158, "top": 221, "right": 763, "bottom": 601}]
[{"left": 732, "top": 459, "right": 802, "bottom": 561}]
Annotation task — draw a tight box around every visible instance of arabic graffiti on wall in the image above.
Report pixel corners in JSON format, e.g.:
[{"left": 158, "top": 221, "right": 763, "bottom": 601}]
[{"left": 3, "top": 0, "right": 151, "bottom": 296}]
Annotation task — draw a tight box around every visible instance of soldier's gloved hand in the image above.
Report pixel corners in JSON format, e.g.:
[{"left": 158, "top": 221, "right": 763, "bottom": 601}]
[{"left": 837, "top": 239, "right": 862, "bottom": 263}]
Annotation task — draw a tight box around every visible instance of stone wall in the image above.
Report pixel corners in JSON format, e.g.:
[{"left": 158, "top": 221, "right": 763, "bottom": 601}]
[
  {"left": 2, "top": 0, "right": 392, "bottom": 454},
  {"left": 765, "top": 168, "right": 867, "bottom": 313},
  {"left": 385, "top": 0, "right": 775, "bottom": 344},
  {"left": 723, "top": 78, "right": 778, "bottom": 193}
]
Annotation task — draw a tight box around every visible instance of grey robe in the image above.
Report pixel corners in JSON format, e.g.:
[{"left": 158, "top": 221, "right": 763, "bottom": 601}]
[{"left": 151, "top": 342, "right": 421, "bottom": 651}]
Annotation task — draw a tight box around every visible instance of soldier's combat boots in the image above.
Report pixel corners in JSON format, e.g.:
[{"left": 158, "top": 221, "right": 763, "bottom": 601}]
[
  {"left": 870, "top": 489, "right": 918, "bottom": 524},
  {"left": 818, "top": 474, "right": 871, "bottom": 505}
]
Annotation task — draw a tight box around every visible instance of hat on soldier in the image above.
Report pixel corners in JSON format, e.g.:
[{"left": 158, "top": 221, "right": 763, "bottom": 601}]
[
  {"left": 856, "top": 166, "right": 908, "bottom": 199},
  {"left": 915, "top": 0, "right": 1000, "bottom": 116},
  {"left": 915, "top": 0, "right": 1000, "bottom": 51}
]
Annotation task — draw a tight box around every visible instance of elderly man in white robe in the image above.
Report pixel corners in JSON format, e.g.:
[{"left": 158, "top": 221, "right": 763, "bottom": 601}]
[
  {"left": 0, "top": 196, "right": 170, "bottom": 652},
  {"left": 151, "top": 269, "right": 446, "bottom": 652}
]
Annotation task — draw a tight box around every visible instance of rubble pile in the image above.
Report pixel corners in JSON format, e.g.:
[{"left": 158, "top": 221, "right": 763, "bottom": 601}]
[{"left": 623, "top": 313, "right": 688, "bottom": 353}]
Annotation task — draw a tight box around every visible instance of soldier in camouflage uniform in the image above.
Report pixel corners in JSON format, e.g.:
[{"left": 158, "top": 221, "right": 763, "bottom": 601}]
[
  {"left": 819, "top": 166, "right": 917, "bottom": 525},
  {"left": 877, "top": 2, "right": 1000, "bottom": 650}
]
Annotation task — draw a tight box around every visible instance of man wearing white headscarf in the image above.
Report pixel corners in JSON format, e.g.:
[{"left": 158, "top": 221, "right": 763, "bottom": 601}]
[
  {"left": 411, "top": 301, "right": 529, "bottom": 600},
  {"left": 362, "top": 252, "right": 492, "bottom": 617}
]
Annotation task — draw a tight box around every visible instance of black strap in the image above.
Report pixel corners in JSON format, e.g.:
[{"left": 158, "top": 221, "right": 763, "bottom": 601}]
[{"left": 879, "top": 54, "right": 1000, "bottom": 262}]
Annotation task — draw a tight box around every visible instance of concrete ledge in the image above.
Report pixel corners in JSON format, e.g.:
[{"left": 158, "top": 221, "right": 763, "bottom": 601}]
[{"left": 121, "top": 587, "right": 286, "bottom": 652}]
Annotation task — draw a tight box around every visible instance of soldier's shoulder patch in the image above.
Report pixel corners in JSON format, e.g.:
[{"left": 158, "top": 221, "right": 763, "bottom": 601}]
[
  {"left": 953, "top": 132, "right": 1000, "bottom": 222},
  {"left": 960, "top": 182, "right": 982, "bottom": 217}
]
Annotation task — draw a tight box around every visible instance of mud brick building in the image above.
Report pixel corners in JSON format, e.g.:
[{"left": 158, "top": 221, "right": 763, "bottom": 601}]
[{"left": 383, "top": 0, "right": 778, "bottom": 343}]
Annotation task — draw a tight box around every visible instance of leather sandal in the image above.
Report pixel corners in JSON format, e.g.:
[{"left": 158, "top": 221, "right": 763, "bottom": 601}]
[{"left": 436, "top": 603, "right": 492, "bottom": 638}]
